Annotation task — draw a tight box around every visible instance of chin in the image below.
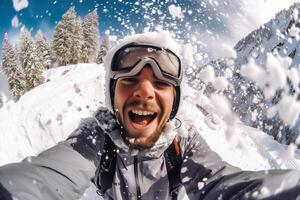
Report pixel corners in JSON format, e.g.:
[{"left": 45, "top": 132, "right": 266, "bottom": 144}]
[
  {"left": 122, "top": 114, "right": 169, "bottom": 150},
  {"left": 127, "top": 128, "right": 162, "bottom": 150}
]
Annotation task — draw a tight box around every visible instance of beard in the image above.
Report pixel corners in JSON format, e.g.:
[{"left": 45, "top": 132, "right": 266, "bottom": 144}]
[
  {"left": 128, "top": 127, "right": 162, "bottom": 150},
  {"left": 115, "top": 100, "right": 170, "bottom": 150}
]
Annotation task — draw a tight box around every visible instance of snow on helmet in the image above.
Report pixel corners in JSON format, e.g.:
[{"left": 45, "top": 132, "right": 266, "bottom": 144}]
[{"left": 104, "top": 31, "right": 182, "bottom": 119}]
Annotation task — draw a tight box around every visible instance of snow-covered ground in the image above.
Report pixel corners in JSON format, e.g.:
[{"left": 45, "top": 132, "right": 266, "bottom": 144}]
[
  {"left": 0, "top": 63, "right": 105, "bottom": 165},
  {"left": 1, "top": 64, "right": 300, "bottom": 199}
]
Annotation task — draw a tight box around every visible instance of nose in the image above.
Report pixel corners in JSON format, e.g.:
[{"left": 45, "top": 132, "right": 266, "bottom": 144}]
[{"left": 133, "top": 79, "right": 155, "bottom": 100}]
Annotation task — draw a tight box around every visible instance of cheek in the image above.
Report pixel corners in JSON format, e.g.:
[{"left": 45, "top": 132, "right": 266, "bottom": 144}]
[
  {"left": 159, "top": 89, "right": 175, "bottom": 114},
  {"left": 114, "top": 83, "right": 130, "bottom": 112}
]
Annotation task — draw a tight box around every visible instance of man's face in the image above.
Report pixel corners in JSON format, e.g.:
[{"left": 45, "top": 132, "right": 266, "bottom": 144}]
[{"left": 114, "top": 66, "right": 175, "bottom": 149}]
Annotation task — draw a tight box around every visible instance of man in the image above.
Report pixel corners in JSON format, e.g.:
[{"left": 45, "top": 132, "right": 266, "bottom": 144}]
[{"left": 1, "top": 31, "right": 300, "bottom": 200}]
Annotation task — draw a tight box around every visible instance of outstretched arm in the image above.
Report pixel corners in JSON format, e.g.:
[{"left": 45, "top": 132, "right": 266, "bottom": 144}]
[
  {"left": 0, "top": 118, "right": 105, "bottom": 200},
  {"left": 181, "top": 127, "right": 300, "bottom": 199}
]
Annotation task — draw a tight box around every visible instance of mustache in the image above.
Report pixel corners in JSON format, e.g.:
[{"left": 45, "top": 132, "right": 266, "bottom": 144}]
[{"left": 125, "top": 100, "right": 159, "bottom": 111}]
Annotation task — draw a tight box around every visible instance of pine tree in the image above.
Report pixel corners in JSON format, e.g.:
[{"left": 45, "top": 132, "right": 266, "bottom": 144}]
[
  {"left": 71, "top": 17, "right": 84, "bottom": 64},
  {"left": 35, "top": 30, "right": 52, "bottom": 69},
  {"left": 1, "top": 33, "right": 26, "bottom": 101},
  {"left": 23, "top": 40, "right": 44, "bottom": 90},
  {"left": 82, "top": 10, "right": 100, "bottom": 63},
  {"left": 19, "top": 28, "right": 32, "bottom": 68},
  {"left": 18, "top": 28, "right": 43, "bottom": 90},
  {"left": 97, "top": 35, "right": 110, "bottom": 64},
  {"left": 52, "top": 6, "right": 83, "bottom": 66}
]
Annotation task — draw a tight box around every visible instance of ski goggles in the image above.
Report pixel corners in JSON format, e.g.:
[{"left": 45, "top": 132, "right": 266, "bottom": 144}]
[{"left": 110, "top": 44, "right": 182, "bottom": 86}]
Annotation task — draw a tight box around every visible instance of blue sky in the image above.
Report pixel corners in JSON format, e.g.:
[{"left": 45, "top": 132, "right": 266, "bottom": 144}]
[
  {"left": 0, "top": 0, "right": 224, "bottom": 62},
  {"left": 0, "top": 0, "right": 225, "bottom": 40},
  {"left": 0, "top": 0, "right": 299, "bottom": 63}
]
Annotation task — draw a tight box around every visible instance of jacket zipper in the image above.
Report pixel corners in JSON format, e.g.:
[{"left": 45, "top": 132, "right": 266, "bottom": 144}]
[{"left": 134, "top": 156, "right": 142, "bottom": 200}]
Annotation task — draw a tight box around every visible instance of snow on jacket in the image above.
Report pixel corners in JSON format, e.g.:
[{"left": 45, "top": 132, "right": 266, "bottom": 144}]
[{"left": 1, "top": 107, "right": 300, "bottom": 200}]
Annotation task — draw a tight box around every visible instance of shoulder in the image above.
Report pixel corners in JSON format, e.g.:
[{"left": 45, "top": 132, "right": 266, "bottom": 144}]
[
  {"left": 175, "top": 123, "right": 206, "bottom": 154},
  {"left": 67, "top": 117, "right": 103, "bottom": 140},
  {"left": 66, "top": 107, "right": 118, "bottom": 164},
  {"left": 68, "top": 107, "right": 117, "bottom": 139}
]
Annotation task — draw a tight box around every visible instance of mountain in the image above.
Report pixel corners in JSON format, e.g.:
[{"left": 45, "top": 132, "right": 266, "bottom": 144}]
[
  {"left": 1, "top": 63, "right": 300, "bottom": 199},
  {"left": 235, "top": 2, "right": 300, "bottom": 67},
  {"left": 187, "top": 2, "right": 300, "bottom": 146}
]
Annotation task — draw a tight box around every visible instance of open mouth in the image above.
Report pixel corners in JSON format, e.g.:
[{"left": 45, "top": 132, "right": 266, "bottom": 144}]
[{"left": 128, "top": 109, "right": 158, "bottom": 126}]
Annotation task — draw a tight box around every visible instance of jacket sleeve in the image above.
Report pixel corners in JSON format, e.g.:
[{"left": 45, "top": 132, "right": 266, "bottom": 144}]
[
  {"left": 181, "top": 127, "right": 300, "bottom": 199},
  {"left": 0, "top": 118, "right": 105, "bottom": 200}
]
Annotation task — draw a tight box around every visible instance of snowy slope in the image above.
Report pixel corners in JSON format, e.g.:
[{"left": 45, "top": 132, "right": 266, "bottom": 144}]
[
  {"left": 0, "top": 63, "right": 105, "bottom": 165},
  {"left": 1, "top": 64, "right": 300, "bottom": 199}
]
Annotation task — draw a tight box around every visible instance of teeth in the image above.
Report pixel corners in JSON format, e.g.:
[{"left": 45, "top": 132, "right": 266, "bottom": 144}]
[{"left": 131, "top": 110, "right": 155, "bottom": 116}]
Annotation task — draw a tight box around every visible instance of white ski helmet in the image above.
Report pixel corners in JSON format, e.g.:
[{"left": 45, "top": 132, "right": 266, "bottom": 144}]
[{"left": 103, "top": 31, "right": 182, "bottom": 119}]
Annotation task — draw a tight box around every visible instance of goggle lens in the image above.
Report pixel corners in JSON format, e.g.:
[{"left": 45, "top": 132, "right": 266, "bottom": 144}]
[{"left": 112, "top": 45, "right": 181, "bottom": 79}]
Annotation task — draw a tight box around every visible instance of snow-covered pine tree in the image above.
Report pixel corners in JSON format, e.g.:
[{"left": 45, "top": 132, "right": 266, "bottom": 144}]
[
  {"left": 82, "top": 10, "right": 100, "bottom": 63},
  {"left": 18, "top": 28, "right": 42, "bottom": 90},
  {"left": 19, "top": 28, "right": 32, "bottom": 69},
  {"left": 23, "top": 40, "right": 44, "bottom": 90},
  {"left": 97, "top": 35, "right": 110, "bottom": 64},
  {"left": 1, "top": 33, "right": 26, "bottom": 101},
  {"left": 35, "top": 30, "right": 53, "bottom": 69},
  {"left": 52, "top": 6, "right": 83, "bottom": 66},
  {"left": 71, "top": 16, "right": 84, "bottom": 64}
]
